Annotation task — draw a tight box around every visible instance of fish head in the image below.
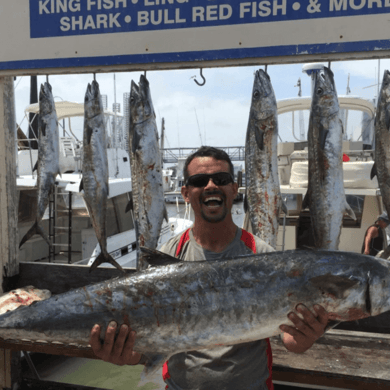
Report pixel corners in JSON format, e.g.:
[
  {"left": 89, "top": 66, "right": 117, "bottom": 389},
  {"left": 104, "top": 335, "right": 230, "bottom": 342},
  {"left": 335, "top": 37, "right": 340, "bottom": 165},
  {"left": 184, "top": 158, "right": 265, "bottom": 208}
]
[
  {"left": 366, "top": 258, "right": 390, "bottom": 316},
  {"left": 250, "top": 69, "right": 277, "bottom": 121},
  {"left": 84, "top": 80, "right": 103, "bottom": 119},
  {"left": 130, "top": 75, "right": 155, "bottom": 125},
  {"left": 379, "top": 70, "right": 390, "bottom": 106},
  {"left": 312, "top": 67, "right": 339, "bottom": 117},
  {"left": 39, "top": 82, "right": 55, "bottom": 116}
]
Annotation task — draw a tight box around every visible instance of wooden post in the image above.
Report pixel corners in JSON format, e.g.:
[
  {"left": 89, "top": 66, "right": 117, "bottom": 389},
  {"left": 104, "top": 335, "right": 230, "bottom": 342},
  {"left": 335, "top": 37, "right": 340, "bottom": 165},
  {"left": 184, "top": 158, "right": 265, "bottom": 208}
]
[
  {"left": 0, "top": 76, "right": 19, "bottom": 292},
  {"left": 0, "top": 77, "right": 19, "bottom": 390}
]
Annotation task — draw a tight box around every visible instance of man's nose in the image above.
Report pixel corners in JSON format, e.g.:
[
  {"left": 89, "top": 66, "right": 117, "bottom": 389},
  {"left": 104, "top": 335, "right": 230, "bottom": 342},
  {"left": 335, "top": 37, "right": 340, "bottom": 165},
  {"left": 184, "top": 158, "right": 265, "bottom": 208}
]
[{"left": 204, "top": 177, "right": 218, "bottom": 190}]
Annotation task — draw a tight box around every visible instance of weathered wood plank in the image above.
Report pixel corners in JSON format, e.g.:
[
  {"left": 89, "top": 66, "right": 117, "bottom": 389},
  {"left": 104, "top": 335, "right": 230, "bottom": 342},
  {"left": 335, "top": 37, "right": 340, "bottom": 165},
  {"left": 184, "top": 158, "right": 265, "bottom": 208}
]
[
  {"left": 7, "top": 262, "right": 134, "bottom": 295},
  {"left": 0, "top": 76, "right": 19, "bottom": 288},
  {"left": 0, "top": 349, "right": 11, "bottom": 388},
  {"left": 271, "top": 332, "right": 390, "bottom": 387},
  {"left": 0, "top": 340, "right": 96, "bottom": 360}
]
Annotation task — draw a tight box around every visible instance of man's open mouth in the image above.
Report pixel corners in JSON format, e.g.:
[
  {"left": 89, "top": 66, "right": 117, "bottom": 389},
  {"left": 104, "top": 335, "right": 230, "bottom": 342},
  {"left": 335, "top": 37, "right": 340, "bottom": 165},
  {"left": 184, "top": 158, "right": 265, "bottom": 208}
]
[{"left": 203, "top": 197, "right": 223, "bottom": 208}]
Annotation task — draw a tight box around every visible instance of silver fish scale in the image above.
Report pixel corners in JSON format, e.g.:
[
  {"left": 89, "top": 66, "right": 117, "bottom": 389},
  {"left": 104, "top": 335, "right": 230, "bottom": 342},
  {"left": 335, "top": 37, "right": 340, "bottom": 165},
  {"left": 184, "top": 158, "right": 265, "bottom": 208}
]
[
  {"left": 82, "top": 81, "right": 109, "bottom": 253},
  {"left": 245, "top": 69, "right": 281, "bottom": 248},
  {"left": 36, "top": 83, "right": 60, "bottom": 221},
  {"left": 374, "top": 70, "right": 390, "bottom": 217},
  {"left": 0, "top": 250, "right": 389, "bottom": 354},
  {"left": 129, "top": 75, "right": 166, "bottom": 252},
  {"left": 306, "top": 67, "right": 350, "bottom": 250}
]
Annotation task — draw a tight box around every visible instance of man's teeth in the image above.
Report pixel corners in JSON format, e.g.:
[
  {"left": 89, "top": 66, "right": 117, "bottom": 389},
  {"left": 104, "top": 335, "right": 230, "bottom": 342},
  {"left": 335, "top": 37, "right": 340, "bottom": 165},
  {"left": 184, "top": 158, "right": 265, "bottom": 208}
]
[{"left": 203, "top": 197, "right": 223, "bottom": 206}]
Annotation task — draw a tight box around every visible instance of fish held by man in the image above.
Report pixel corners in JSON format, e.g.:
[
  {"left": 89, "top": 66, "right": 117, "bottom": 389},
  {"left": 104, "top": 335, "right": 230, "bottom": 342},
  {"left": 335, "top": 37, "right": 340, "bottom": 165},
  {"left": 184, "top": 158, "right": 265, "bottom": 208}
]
[
  {"left": 371, "top": 70, "right": 390, "bottom": 218},
  {"left": 244, "top": 69, "right": 286, "bottom": 248},
  {"left": 0, "top": 248, "right": 389, "bottom": 383},
  {"left": 19, "top": 82, "right": 60, "bottom": 249},
  {"left": 127, "top": 74, "right": 168, "bottom": 268},
  {"left": 302, "top": 66, "right": 355, "bottom": 250},
  {"left": 79, "top": 80, "right": 124, "bottom": 274}
]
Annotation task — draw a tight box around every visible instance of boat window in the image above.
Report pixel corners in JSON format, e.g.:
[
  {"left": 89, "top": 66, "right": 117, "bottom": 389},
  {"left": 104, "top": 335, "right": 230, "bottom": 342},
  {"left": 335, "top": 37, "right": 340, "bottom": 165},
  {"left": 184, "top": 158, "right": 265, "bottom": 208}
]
[
  {"left": 343, "top": 195, "right": 364, "bottom": 228},
  {"left": 106, "top": 192, "right": 134, "bottom": 236}
]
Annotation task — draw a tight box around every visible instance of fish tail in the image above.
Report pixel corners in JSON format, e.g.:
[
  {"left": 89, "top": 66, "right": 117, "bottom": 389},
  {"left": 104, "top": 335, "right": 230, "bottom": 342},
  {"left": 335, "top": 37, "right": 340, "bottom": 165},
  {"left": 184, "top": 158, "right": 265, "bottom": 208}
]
[
  {"left": 19, "top": 222, "right": 51, "bottom": 248},
  {"left": 89, "top": 252, "right": 126, "bottom": 274}
]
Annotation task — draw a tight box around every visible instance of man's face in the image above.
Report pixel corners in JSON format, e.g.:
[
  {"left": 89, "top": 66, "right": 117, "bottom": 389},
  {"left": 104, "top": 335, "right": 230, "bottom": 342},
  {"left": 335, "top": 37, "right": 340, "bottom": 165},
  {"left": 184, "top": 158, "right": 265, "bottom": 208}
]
[
  {"left": 181, "top": 157, "right": 238, "bottom": 223},
  {"left": 378, "top": 219, "right": 389, "bottom": 229}
]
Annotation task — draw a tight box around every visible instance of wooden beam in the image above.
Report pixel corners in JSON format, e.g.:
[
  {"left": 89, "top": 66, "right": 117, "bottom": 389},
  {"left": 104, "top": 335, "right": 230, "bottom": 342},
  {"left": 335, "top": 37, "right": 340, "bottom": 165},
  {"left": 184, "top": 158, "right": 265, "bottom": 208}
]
[
  {"left": 0, "top": 77, "right": 18, "bottom": 289},
  {"left": 0, "top": 349, "right": 11, "bottom": 388},
  {"left": 9, "top": 262, "right": 133, "bottom": 295}
]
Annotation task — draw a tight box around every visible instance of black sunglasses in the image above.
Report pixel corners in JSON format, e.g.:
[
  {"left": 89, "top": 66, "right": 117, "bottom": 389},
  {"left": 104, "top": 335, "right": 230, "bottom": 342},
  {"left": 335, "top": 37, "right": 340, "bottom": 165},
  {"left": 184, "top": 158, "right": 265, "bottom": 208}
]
[{"left": 186, "top": 172, "right": 234, "bottom": 188}]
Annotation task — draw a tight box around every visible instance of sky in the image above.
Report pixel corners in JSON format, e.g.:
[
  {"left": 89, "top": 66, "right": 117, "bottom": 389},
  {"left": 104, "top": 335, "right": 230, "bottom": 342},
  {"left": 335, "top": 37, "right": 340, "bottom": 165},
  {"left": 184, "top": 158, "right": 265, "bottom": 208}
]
[{"left": 13, "top": 58, "right": 389, "bottom": 150}]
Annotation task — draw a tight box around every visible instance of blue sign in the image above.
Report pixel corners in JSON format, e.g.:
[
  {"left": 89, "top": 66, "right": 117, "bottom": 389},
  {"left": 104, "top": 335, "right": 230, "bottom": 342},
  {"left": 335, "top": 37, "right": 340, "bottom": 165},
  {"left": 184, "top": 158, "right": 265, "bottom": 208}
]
[{"left": 29, "top": 0, "right": 390, "bottom": 39}]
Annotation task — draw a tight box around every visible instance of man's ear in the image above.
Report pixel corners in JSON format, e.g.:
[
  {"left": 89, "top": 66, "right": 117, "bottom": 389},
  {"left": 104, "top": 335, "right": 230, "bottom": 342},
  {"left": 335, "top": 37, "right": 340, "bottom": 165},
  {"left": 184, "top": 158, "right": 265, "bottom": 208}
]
[{"left": 181, "top": 186, "right": 190, "bottom": 203}]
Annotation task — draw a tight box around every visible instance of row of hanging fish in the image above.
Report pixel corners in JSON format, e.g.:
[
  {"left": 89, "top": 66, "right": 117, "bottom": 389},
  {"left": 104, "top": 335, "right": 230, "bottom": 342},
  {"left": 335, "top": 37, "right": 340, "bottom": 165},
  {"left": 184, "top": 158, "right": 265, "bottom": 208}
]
[
  {"left": 371, "top": 70, "right": 390, "bottom": 225},
  {"left": 19, "top": 75, "right": 167, "bottom": 274},
  {"left": 244, "top": 67, "right": 355, "bottom": 251}
]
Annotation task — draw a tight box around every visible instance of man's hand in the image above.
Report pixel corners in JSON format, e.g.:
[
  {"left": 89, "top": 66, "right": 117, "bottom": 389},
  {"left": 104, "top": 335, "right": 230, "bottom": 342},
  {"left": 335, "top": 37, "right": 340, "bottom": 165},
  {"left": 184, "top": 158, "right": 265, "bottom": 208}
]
[
  {"left": 90, "top": 321, "right": 142, "bottom": 366},
  {"left": 279, "top": 304, "right": 328, "bottom": 354}
]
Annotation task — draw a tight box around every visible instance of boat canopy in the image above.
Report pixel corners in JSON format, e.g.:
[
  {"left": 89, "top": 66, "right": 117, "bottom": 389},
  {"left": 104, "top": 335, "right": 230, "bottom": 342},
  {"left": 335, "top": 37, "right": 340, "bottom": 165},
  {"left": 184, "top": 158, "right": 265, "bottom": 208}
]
[
  {"left": 24, "top": 101, "right": 122, "bottom": 121},
  {"left": 277, "top": 96, "right": 375, "bottom": 117}
]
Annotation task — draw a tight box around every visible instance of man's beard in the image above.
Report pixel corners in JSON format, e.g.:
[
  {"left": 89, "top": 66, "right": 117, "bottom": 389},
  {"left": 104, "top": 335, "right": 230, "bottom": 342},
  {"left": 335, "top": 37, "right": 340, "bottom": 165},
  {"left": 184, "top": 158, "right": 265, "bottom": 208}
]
[
  {"left": 200, "top": 190, "right": 228, "bottom": 223},
  {"left": 201, "top": 207, "right": 228, "bottom": 223}
]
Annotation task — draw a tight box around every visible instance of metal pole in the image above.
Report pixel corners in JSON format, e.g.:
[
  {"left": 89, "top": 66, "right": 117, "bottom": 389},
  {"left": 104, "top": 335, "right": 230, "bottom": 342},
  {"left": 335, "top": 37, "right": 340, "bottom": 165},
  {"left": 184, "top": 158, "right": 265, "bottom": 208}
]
[{"left": 68, "top": 191, "right": 72, "bottom": 264}]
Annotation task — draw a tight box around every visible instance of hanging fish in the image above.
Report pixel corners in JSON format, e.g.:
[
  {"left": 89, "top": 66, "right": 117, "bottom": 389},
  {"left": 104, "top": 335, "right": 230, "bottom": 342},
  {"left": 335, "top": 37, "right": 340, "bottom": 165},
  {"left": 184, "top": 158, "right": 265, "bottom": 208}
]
[{"left": 19, "top": 82, "right": 60, "bottom": 249}]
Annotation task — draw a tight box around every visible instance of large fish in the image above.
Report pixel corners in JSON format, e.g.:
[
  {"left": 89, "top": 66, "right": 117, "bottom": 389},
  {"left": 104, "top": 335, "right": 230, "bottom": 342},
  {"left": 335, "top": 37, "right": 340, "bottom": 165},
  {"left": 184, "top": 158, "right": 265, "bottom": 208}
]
[
  {"left": 127, "top": 74, "right": 167, "bottom": 268},
  {"left": 0, "top": 248, "right": 389, "bottom": 385},
  {"left": 79, "top": 80, "right": 124, "bottom": 273},
  {"left": 244, "top": 69, "right": 285, "bottom": 248},
  {"left": 19, "top": 82, "right": 60, "bottom": 248},
  {"left": 371, "top": 70, "right": 390, "bottom": 216},
  {"left": 302, "top": 67, "right": 355, "bottom": 250}
]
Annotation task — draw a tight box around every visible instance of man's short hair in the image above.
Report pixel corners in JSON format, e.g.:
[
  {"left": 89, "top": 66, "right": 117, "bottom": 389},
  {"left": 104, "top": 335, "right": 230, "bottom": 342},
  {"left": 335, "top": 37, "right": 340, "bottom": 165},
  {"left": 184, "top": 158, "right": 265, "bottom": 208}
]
[{"left": 183, "top": 146, "right": 235, "bottom": 184}]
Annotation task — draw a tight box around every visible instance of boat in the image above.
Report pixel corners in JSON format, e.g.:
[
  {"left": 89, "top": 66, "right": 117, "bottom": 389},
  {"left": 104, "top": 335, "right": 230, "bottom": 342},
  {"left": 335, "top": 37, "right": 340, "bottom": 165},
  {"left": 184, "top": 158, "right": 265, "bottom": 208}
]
[
  {"left": 17, "top": 100, "right": 192, "bottom": 269},
  {"left": 241, "top": 95, "right": 385, "bottom": 253}
]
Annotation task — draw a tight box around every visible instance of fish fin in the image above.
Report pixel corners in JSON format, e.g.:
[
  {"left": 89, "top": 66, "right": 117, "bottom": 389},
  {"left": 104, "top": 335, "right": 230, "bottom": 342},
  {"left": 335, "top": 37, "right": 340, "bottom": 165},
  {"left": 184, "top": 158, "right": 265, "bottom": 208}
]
[
  {"left": 79, "top": 178, "right": 84, "bottom": 192},
  {"left": 89, "top": 252, "right": 126, "bottom": 274},
  {"left": 386, "top": 109, "right": 390, "bottom": 130},
  {"left": 370, "top": 162, "right": 377, "bottom": 180},
  {"left": 243, "top": 193, "right": 248, "bottom": 213},
  {"left": 325, "top": 320, "right": 341, "bottom": 332},
  {"left": 345, "top": 203, "right": 357, "bottom": 220},
  {"left": 309, "top": 275, "right": 359, "bottom": 299},
  {"left": 138, "top": 354, "right": 171, "bottom": 388},
  {"left": 302, "top": 188, "right": 311, "bottom": 210},
  {"left": 19, "top": 222, "right": 51, "bottom": 248},
  {"left": 32, "top": 161, "right": 38, "bottom": 173},
  {"left": 319, "top": 125, "right": 329, "bottom": 151},
  {"left": 41, "top": 122, "right": 46, "bottom": 137},
  {"left": 281, "top": 197, "right": 288, "bottom": 216},
  {"left": 139, "top": 246, "right": 182, "bottom": 267},
  {"left": 164, "top": 206, "right": 169, "bottom": 223},
  {"left": 254, "top": 127, "right": 264, "bottom": 150},
  {"left": 125, "top": 195, "right": 133, "bottom": 213},
  {"left": 86, "top": 124, "right": 93, "bottom": 145}
]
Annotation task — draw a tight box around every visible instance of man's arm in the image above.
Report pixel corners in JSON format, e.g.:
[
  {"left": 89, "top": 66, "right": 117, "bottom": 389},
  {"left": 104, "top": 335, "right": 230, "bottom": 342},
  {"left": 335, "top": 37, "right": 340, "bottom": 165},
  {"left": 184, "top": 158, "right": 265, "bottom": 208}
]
[
  {"left": 279, "top": 304, "right": 328, "bottom": 354},
  {"left": 90, "top": 321, "right": 143, "bottom": 365},
  {"left": 363, "top": 226, "right": 379, "bottom": 255}
]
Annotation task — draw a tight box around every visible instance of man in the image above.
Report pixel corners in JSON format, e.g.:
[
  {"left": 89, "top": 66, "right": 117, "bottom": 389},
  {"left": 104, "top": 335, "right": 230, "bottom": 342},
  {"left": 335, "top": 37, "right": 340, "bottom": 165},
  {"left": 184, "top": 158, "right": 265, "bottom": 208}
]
[
  {"left": 362, "top": 212, "right": 390, "bottom": 256},
  {"left": 90, "top": 146, "right": 328, "bottom": 389}
]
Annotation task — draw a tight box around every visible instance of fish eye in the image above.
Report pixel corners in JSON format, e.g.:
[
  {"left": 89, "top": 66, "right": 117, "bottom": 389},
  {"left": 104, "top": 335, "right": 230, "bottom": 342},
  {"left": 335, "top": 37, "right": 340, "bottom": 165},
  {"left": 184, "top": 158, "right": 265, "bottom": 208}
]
[
  {"left": 317, "top": 87, "right": 323, "bottom": 94},
  {"left": 253, "top": 90, "right": 260, "bottom": 99}
]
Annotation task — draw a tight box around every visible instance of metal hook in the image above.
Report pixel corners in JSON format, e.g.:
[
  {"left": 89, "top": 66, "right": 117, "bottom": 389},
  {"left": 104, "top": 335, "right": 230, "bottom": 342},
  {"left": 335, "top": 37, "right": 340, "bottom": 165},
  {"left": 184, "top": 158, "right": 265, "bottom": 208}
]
[
  {"left": 193, "top": 68, "right": 206, "bottom": 86},
  {"left": 93, "top": 73, "right": 96, "bottom": 81},
  {"left": 328, "top": 61, "right": 331, "bottom": 70},
  {"left": 265, "top": 65, "right": 268, "bottom": 74},
  {"left": 46, "top": 75, "right": 49, "bottom": 83},
  {"left": 144, "top": 71, "right": 147, "bottom": 78}
]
